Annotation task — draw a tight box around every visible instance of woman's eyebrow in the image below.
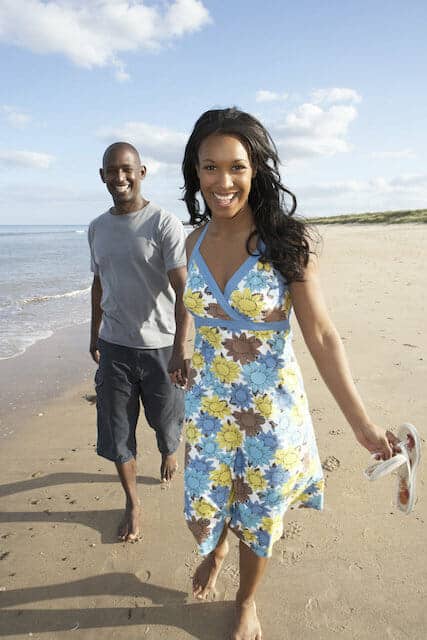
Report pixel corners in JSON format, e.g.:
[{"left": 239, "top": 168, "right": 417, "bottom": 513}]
[{"left": 200, "top": 157, "right": 248, "bottom": 163}]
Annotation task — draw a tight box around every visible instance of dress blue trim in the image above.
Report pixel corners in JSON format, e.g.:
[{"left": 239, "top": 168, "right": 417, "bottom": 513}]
[
  {"left": 193, "top": 315, "right": 290, "bottom": 332},
  {"left": 223, "top": 253, "right": 260, "bottom": 299},
  {"left": 187, "top": 224, "right": 291, "bottom": 330},
  {"left": 197, "top": 223, "right": 258, "bottom": 296},
  {"left": 194, "top": 224, "right": 269, "bottom": 322},
  {"left": 195, "top": 253, "right": 242, "bottom": 321},
  {"left": 194, "top": 223, "right": 209, "bottom": 252},
  {"left": 187, "top": 224, "right": 208, "bottom": 271}
]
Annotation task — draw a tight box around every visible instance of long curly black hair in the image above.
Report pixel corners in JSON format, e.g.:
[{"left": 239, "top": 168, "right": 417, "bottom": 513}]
[{"left": 182, "top": 107, "right": 317, "bottom": 283}]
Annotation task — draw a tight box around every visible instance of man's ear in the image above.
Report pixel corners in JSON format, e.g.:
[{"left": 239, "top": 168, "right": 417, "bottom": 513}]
[
  {"left": 140, "top": 165, "right": 147, "bottom": 180},
  {"left": 99, "top": 168, "right": 105, "bottom": 183}
]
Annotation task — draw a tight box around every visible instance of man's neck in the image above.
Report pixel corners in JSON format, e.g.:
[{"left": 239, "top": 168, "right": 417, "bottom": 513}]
[{"left": 112, "top": 197, "right": 148, "bottom": 215}]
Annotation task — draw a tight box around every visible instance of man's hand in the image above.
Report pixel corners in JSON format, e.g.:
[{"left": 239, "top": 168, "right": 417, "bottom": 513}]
[
  {"left": 168, "top": 351, "right": 191, "bottom": 389},
  {"left": 90, "top": 342, "right": 100, "bottom": 364},
  {"left": 167, "top": 266, "right": 192, "bottom": 389}
]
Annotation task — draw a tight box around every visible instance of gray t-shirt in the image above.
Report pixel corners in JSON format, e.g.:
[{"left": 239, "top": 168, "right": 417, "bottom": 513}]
[{"left": 88, "top": 202, "right": 186, "bottom": 349}]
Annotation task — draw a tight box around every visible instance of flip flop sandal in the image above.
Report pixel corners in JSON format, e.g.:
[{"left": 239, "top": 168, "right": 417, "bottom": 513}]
[
  {"left": 364, "top": 423, "right": 421, "bottom": 515},
  {"left": 396, "top": 423, "right": 421, "bottom": 514},
  {"left": 364, "top": 452, "right": 408, "bottom": 482}
]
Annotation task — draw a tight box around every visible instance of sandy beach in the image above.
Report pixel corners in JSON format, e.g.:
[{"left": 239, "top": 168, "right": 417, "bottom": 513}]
[{"left": 0, "top": 224, "right": 426, "bottom": 640}]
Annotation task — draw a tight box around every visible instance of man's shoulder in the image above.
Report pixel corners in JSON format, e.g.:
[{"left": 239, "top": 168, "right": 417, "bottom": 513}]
[
  {"left": 143, "top": 203, "right": 185, "bottom": 238},
  {"left": 89, "top": 209, "right": 111, "bottom": 231},
  {"left": 145, "top": 202, "right": 182, "bottom": 226}
]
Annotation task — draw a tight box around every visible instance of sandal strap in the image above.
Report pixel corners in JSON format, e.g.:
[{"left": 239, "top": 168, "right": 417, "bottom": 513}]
[{"left": 364, "top": 453, "right": 408, "bottom": 482}]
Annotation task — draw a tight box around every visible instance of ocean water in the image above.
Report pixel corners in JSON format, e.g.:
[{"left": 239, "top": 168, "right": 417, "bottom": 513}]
[{"left": 0, "top": 225, "right": 92, "bottom": 360}]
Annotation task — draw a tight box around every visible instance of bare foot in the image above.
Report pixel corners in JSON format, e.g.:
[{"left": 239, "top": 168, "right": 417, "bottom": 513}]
[
  {"left": 232, "top": 599, "right": 262, "bottom": 640},
  {"left": 118, "top": 499, "right": 141, "bottom": 542},
  {"left": 161, "top": 453, "right": 178, "bottom": 482},
  {"left": 193, "top": 540, "right": 229, "bottom": 599}
]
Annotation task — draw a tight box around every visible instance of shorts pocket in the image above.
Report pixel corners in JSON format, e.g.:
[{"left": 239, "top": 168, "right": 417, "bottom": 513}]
[{"left": 94, "top": 368, "right": 104, "bottom": 390}]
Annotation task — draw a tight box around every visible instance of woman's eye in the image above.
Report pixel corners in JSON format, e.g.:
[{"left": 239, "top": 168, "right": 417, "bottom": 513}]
[{"left": 233, "top": 164, "right": 246, "bottom": 171}]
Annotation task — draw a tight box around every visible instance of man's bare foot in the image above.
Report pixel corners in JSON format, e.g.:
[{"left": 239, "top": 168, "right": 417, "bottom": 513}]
[
  {"left": 232, "top": 599, "right": 262, "bottom": 640},
  {"left": 193, "top": 540, "right": 229, "bottom": 600},
  {"left": 161, "top": 453, "right": 178, "bottom": 482},
  {"left": 118, "top": 499, "right": 141, "bottom": 542}
]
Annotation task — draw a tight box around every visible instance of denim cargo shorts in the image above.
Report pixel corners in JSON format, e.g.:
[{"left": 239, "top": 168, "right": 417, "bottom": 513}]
[{"left": 95, "top": 338, "right": 184, "bottom": 464}]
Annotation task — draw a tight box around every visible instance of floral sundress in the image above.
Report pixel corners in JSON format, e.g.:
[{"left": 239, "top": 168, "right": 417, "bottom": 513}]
[{"left": 183, "top": 225, "right": 324, "bottom": 558}]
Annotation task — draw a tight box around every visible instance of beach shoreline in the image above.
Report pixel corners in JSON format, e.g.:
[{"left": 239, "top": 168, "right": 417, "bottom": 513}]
[
  {"left": 0, "top": 323, "right": 94, "bottom": 441},
  {"left": 0, "top": 224, "right": 426, "bottom": 639}
]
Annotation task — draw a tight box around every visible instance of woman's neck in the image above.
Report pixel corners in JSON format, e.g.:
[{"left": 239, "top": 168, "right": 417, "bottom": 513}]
[{"left": 209, "top": 207, "right": 255, "bottom": 237}]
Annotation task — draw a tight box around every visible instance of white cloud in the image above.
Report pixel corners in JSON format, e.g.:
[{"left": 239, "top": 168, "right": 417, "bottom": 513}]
[
  {"left": 256, "top": 90, "right": 288, "bottom": 103},
  {"left": 100, "top": 88, "right": 360, "bottom": 169},
  {"left": 0, "top": 149, "right": 55, "bottom": 169},
  {"left": 297, "top": 173, "right": 427, "bottom": 216},
  {"left": 311, "top": 87, "right": 362, "bottom": 105},
  {"left": 0, "top": 0, "right": 211, "bottom": 79},
  {"left": 272, "top": 101, "right": 358, "bottom": 160},
  {"left": 371, "top": 149, "right": 415, "bottom": 159},
  {"left": 1, "top": 105, "right": 31, "bottom": 128},
  {"left": 97, "top": 121, "right": 187, "bottom": 164}
]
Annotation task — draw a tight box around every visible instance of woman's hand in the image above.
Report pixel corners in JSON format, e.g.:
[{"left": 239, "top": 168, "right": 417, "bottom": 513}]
[{"left": 353, "top": 422, "right": 400, "bottom": 460}]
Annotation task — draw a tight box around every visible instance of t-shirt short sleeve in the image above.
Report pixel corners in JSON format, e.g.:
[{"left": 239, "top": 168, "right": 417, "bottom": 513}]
[
  {"left": 159, "top": 213, "right": 187, "bottom": 273},
  {"left": 88, "top": 222, "right": 99, "bottom": 275}
]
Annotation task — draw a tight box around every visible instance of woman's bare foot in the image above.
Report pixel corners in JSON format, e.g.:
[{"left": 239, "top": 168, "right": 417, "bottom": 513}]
[
  {"left": 193, "top": 540, "right": 229, "bottom": 599},
  {"left": 232, "top": 599, "right": 262, "bottom": 640},
  {"left": 118, "top": 499, "right": 141, "bottom": 542},
  {"left": 161, "top": 453, "right": 178, "bottom": 482}
]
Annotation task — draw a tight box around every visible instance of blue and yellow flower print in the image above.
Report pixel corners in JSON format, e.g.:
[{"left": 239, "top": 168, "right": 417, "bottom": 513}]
[{"left": 184, "top": 225, "right": 324, "bottom": 558}]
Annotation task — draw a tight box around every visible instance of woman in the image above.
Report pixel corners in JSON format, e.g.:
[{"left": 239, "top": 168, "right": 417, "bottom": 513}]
[{"left": 172, "top": 107, "right": 399, "bottom": 640}]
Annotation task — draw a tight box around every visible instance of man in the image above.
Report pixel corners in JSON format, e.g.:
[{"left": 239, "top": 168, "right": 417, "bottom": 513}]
[{"left": 88, "top": 142, "right": 190, "bottom": 542}]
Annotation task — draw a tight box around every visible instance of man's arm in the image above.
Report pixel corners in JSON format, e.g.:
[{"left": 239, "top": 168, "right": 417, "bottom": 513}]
[
  {"left": 167, "top": 265, "right": 192, "bottom": 387},
  {"left": 90, "top": 275, "right": 103, "bottom": 363}
]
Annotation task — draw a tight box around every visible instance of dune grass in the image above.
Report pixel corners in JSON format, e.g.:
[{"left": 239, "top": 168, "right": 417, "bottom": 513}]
[{"left": 308, "top": 209, "right": 427, "bottom": 224}]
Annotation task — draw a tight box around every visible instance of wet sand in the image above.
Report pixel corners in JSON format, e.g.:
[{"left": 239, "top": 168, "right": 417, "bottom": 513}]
[{"left": 0, "top": 224, "right": 426, "bottom": 639}]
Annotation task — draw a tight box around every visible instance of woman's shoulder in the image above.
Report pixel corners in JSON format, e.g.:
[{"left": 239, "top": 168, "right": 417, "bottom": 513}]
[{"left": 186, "top": 223, "right": 207, "bottom": 257}]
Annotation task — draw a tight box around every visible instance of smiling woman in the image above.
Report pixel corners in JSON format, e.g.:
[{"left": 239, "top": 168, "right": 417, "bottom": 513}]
[
  {"left": 182, "top": 108, "right": 312, "bottom": 285},
  {"left": 196, "top": 134, "right": 254, "bottom": 221},
  {"left": 175, "top": 107, "right": 401, "bottom": 640}
]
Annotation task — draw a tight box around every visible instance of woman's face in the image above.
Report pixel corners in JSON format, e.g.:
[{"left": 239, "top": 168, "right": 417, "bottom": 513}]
[{"left": 196, "top": 134, "right": 254, "bottom": 220}]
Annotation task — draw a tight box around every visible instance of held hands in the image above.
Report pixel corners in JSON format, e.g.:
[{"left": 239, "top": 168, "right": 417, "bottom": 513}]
[
  {"left": 353, "top": 421, "right": 401, "bottom": 460},
  {"left": 168, "top": 351, "right": 191, "bottom": 389}
]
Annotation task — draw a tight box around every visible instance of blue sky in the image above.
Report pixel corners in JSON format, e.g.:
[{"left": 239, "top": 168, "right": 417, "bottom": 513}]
[{"left": 1, "top": 0, "right": 426, "bottom": 224}]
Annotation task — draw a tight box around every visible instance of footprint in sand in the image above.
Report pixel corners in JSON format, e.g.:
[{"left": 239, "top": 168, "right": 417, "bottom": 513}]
[
  {"left": 282, "top": 520, "right": 303, "bottom": 540},
  {"left": 222, "top": 562, "right": 239, "bottom": 587},
  {"left": 322, "top": 455, "right": 340, "bottom": 472},
  {"left": 305, "top": 596, "right": 320, "bottom": 612},
  {"left": 281, "top": 549, "right": 304, "bottom": 565},
  {"left": 328, "top": 428, "right": 343, "bottom": 436}
]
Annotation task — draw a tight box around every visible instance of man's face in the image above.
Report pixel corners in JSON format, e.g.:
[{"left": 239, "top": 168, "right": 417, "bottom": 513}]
[{"left": 100, "top": 146, "right": 146, "bottom": 211}]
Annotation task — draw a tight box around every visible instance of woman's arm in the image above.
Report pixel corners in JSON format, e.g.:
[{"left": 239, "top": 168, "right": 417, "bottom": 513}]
[
  {"left": 290, "top": 255, "right": 398, "bottom": 459},
  {"left": 167, "top": 227, "right": 202, "bottom": 387}
]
